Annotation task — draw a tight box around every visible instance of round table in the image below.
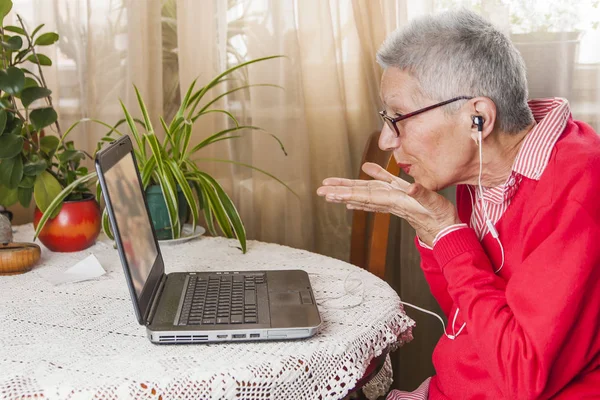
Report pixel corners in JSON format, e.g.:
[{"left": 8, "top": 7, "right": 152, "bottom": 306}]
[{"left": 0, "top": 224, "right": 414, "bottom": 400}]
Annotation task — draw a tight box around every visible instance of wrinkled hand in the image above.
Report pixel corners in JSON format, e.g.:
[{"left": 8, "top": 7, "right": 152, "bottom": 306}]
[{"left": 316, "top": 162, "right": 460, "bottom": 246}]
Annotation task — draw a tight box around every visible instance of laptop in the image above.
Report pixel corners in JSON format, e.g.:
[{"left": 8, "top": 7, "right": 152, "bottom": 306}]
[{"left": 95, "top": 135, "right": 321, "bottom": 344}]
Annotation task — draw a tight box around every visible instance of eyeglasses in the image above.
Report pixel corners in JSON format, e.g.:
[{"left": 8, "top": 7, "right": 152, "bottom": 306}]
[{"left": 379, "top": 96, "right": 473, "bottom": 137}]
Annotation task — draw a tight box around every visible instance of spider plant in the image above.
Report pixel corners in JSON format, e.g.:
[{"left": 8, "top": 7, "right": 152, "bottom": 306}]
[{"left": 34, "top": 55, "right": 294, "bottom": 253}]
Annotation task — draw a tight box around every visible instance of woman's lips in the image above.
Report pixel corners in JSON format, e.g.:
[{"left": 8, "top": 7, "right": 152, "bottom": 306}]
[{"left": 397, "top": 163, "right": 411, "bottom": 174}]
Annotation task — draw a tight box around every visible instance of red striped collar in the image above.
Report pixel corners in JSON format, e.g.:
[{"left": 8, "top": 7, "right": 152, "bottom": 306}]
[
  {"left": 479, "top": 97, "right": 570, "bottom": 204},
  {"left": 513, "top": 98, "right": 570, "bottom": 179}
]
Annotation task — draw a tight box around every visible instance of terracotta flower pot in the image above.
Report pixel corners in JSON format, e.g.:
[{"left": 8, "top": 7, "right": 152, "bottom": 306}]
[{"left": 33, "top": 193, "right": 101, "bottom": 252}]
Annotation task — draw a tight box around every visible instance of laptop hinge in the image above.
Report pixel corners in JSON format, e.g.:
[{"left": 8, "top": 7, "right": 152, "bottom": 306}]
[{"left": 145, "top": 274, "right": 167, "bottom": 325}]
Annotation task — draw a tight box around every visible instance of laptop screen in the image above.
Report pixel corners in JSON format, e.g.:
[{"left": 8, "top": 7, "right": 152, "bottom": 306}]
[{"left": 103, "top": 152, "right": 158, "bottom": 298}]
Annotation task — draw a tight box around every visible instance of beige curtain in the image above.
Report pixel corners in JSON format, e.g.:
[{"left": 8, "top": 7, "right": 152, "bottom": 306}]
[
  {"left": 175, "top": 0, "right": 226, "bottom": 191},
  {"left": 10, "top": 0, "right": 162, "bottom": 155},
  {"left": 174, "top": 0, "right": 405, "bottom": 260}
]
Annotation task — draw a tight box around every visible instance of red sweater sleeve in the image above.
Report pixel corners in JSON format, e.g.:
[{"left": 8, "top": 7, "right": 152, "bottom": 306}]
[
  {"left": 433, "top": 202, "right": 600, "bottom": 399},
  {"left": 415, "top": 239, "right": 453, "bottom": 319}
]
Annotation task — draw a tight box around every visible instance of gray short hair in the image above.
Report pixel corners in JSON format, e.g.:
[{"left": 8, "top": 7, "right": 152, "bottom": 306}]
[{"left": 377, "top": 9, "right": 533, "bottom": 134}]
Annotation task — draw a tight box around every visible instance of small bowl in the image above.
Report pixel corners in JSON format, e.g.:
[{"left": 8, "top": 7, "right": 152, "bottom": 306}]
[{"left": 0, "top": 242, "right": 41, "bottom": 275}]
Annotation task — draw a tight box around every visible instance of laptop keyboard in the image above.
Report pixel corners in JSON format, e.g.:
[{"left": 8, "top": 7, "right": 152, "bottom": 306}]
[{"left": 178, "top": 273, "right": 266, "bottom": 326}]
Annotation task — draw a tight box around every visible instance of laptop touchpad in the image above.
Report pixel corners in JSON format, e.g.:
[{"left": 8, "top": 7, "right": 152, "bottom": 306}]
[{"left": 271, "top": 291, "right": 302, "bottom": 305}]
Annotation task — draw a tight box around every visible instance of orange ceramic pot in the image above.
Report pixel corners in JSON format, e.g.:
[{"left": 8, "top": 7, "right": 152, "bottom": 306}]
[{"left": 33, "top": 193, "right": 101, "bottom": 252}]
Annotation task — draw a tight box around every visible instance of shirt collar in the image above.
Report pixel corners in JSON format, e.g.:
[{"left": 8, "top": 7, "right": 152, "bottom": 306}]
[
  {"left": 479, "top": 97, "right": 570, "bottom": 204},
  {"left": 513, "top": 97, "right": 570, "bottom": 180}
]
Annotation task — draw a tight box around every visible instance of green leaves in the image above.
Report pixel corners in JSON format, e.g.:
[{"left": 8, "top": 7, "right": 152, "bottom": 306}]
[
  {"left": 4, "top": 25, "right": 24, "bottom": 35},
  {"left": 33, "top": 170, "right": 62, "bottom": 213},
  {"left": 30, "top": 107, "right": 57, "bottom": 131},
  {"left": 140, "top": 154, "right": 156, "bottom": 188},
  {"left": 134, "top": 85, "right": 154, "bottom": 134},
  {"left": 17, "top": 186, "right": 32, "bottom": 207},
  {"left": 39, "top": 135, "right": 59, "bottom": 155},
  {"left": 0, "top": 133, "right": 23, "bottom": 159},
  {"left": 0, "top": 97, "right": 11, "bottom": 109},
  {"left": 31, "top": 24, "right": 45, "bottom": 39},
  {"left": 101, "top": 208, "right": 113, "bottom": 240},
  {"left": 194, "top": 157, "right": 298, "bottom": 198},
  {"left": 0, "top": 13, "right": 95, "bottom": 214},
  {"left": 179, "top": 120, "right": 192, "bottom": 162},
  {"left": 34, "top": 32, "right": 59, "bottom": 46},
  {"left": 189, "top": 125, "right": 262, "bottom": 155},
  {"left": 0, "top": 0, "right": 12, "bottom": 24},
  {"left": 18, "top": 174, "right": 35, "bottom": 187},
  {"left": 0, "top": 155, "right": 23, "bottom": 189},
  {"left": 21, "top": 87, "right": 51, "bottom": 108},
  {"left": 0, "top": 185, "right": 17, "bottom": 207},
  {"left": 0, "top": 109, "right": 7, "bottom": 135},
  {"left": 0, "top": 66, "right": 25, "bottom": 95},
  {"left": 165, "top": 158, "right": 198, "bottom": 232},
  {"left": 185, "top": 55, "right": 284, "bottom": 119},
  {"left": 27, "top": 54, "right": 52, "bottom": 66},
  {"left": 203, "top": 174, "right": 246, "bottom": 252},
  {"left": 23, "top": 160, "right": 47, "bottom": 176},
  {"left": 57, "top": 149, "right": 85, "bottom": 164},
  {"left": 24, "top": 77, "right": 39, "bottom": 88},
  {"left": 5, "top": 117, "right": 21, "bottom": 136},
  {"left": 2, "top": 35, "right": 23, "bottom": 50},
  {"left": 184, "top": 165, "right": 246, "bottom": 252},
  {"left": 119, "top": 100, "right": 146, "bottom": 162}
]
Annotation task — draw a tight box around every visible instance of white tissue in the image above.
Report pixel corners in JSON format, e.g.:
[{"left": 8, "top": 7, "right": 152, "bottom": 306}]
[{"left": 46, "top": 254, "right": 106, "bottom": 286}]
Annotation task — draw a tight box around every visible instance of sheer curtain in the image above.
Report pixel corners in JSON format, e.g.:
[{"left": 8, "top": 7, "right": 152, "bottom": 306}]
[
  {"left": 8, "top": 0, "right": 163, "bottom": 224},
  {"left": 9, "top": 0, "right": 162, "bottom": 155},
  {"left": 175, "top": 0, "right": 405, "bottom": 260}
]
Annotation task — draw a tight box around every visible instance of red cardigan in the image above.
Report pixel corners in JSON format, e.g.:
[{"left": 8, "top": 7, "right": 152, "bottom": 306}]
[{"left": 418, "top": 119, "right": 600, "bottom": 399}]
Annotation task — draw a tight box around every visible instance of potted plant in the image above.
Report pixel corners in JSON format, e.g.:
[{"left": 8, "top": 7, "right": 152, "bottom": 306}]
[
  {"left": 0, "top": 0, "right": 100, "bottom": 252},
  {"left": 34, "top": 55, "right": 294, "bottom": 253}
]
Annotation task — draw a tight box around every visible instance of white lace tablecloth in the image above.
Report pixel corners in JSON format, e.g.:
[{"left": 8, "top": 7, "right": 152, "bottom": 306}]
[{"left": 0, "top": 224, "right": 414, "bottom": 400}]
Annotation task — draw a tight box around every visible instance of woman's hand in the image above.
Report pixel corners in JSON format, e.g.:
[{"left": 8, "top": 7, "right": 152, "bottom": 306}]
[{"left": 316, "top": 162, "right": 461, "bottom": 246}]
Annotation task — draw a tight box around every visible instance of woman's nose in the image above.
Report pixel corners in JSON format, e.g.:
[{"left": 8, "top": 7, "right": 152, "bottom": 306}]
[{"left": 378, "top": 124, "right": 400, "bottom": 152}]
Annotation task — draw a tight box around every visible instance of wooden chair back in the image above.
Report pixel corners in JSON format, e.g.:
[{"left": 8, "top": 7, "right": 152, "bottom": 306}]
[{"left": 350, "top": 131, "right": 399, "bottom": 279}]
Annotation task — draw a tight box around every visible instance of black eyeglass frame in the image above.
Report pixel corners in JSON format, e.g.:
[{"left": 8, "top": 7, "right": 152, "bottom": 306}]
[{"left": 379, "top": 96, "right": 473, "bottom": 137}]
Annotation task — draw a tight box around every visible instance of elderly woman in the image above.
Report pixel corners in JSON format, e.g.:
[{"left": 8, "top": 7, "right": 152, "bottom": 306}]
[{"left": 317, "top": 9, "right": 600, "bottom": 400}]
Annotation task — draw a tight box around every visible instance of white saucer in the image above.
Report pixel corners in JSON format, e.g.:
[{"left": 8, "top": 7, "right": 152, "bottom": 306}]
[{"left": 158, "top": 224, "right": 206, "bottom": 245}]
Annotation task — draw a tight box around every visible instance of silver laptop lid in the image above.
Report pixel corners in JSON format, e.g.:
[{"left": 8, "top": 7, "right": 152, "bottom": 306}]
[{"left": 95, "top": 135, "right": 165, "bottom": 325}]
